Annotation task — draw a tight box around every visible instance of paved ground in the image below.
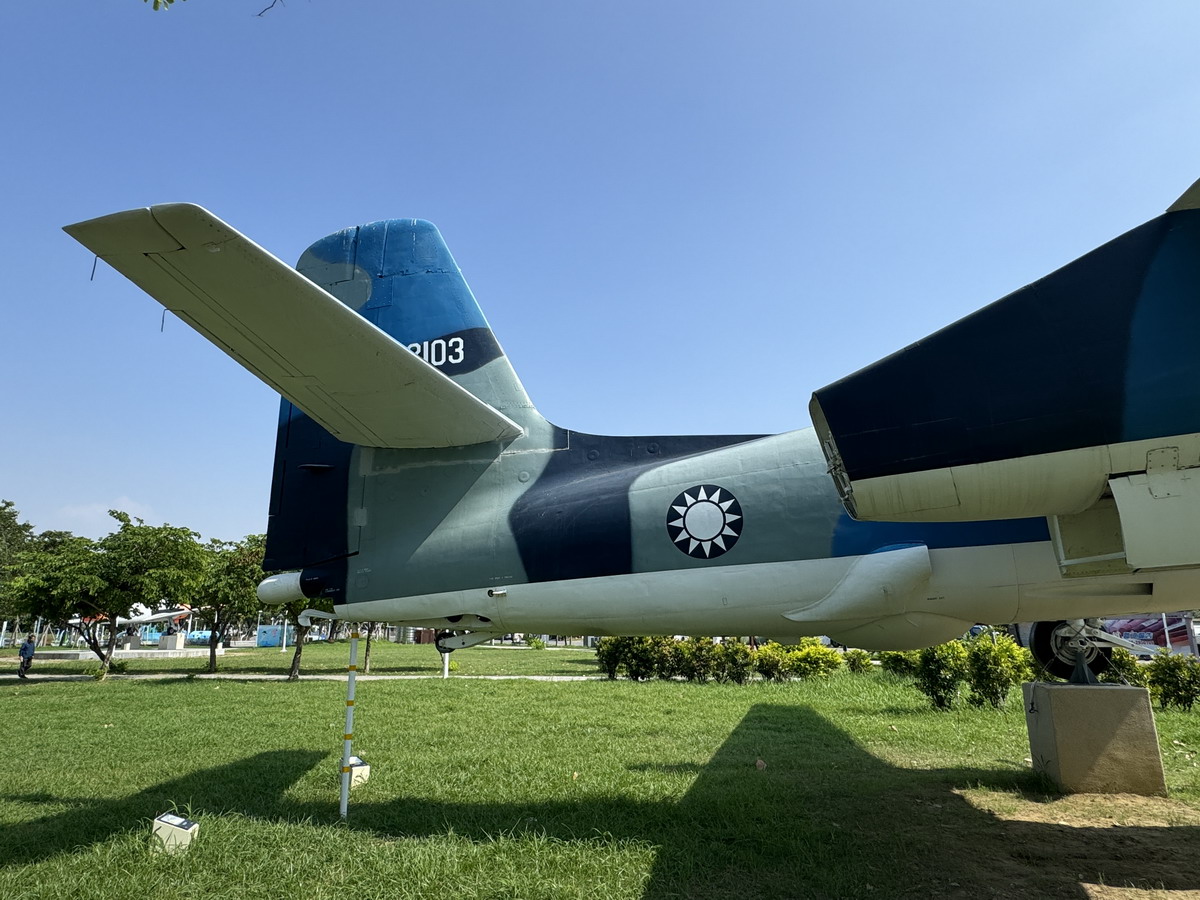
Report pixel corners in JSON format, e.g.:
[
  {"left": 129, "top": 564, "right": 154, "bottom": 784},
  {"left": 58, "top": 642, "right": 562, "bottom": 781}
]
[{"left": 3, "top": 671, "right": 600, "bottom": 682}]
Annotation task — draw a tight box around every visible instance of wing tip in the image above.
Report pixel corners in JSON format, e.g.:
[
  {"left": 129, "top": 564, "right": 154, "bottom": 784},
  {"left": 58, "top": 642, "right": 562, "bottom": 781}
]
[{"left": 1168, "top": 177, "right": 1200, "bottom": 213}]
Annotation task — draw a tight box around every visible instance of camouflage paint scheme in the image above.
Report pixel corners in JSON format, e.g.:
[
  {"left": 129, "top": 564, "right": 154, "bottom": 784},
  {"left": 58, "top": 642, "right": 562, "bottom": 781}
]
[
  {"left": 264, "top": 213, "right": 1195, "bottom": 649},
  {"left": 64, "top": 186, "right": 1200, "bottom": 652}
]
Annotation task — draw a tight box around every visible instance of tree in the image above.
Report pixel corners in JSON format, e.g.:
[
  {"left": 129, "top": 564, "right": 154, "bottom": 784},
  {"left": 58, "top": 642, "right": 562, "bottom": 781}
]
[
  {"left": 4, "top": 511, "right": 206, "bottom": 677},
  {"left": 196, "top": 534, "right": 266, "bottom": 674},
  {"left": 0, "top": 500, "right": 34, "bottom": 619},
  {"left": 280, "top": 596, "right": 334, "bottom": 681},
  {"left": 2, "top": 525, "right": 74, "bottom": 640},
  {"left": 362, "top": 620, "right": 377, "bottom": 674},
  {"left": 0, "top": 500, "right": 33, "bottom": 565}
]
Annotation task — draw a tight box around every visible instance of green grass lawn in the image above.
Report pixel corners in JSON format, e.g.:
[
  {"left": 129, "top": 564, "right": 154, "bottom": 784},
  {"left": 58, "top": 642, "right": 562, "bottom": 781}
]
[
  {"left": 0, "top": 640, "right": 602, "bottom": 678},
  {"left": 1, "top": 670, "right": 1198, "bottom": 899}
]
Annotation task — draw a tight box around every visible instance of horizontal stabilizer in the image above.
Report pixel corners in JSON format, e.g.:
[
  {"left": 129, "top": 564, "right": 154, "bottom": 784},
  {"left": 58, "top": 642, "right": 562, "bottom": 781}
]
[{"left": 64, "top": 204, "right": 523, "bottom": 449}]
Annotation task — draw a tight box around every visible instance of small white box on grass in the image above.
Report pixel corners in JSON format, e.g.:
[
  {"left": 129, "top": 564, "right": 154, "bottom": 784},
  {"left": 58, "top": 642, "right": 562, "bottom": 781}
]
[
  {"left": 347, "top": 755, "right": 370, "bottom": 788},
  {"left": 151, "top": 812, "right": 199, "bottom": 853}
]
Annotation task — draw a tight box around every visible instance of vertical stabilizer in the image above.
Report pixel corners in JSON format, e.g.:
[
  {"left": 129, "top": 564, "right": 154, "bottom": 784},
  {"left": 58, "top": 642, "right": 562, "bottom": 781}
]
[
  {"left": 298, "top": 219, "right": 542, "bottom": 430},
  {"left": 265, "top": 218, "right": 545, "bottom": 582}
]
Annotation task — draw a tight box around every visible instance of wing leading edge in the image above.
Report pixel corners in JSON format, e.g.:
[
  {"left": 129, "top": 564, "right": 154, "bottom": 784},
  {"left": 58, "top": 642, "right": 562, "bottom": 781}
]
[
  {"left": 810, "top": 179, "right": 1200, "bottom": 574},
  {"left": 64, "top": 203, "right": 523, "bottom": 449}
]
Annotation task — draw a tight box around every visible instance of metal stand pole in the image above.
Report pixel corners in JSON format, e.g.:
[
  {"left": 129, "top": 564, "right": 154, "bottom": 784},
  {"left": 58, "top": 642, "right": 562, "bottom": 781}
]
[
  {"left": 442, "top": 651, "right": 450, "bottom": 679},
  {"left": 340, "top": 628, "right": 360, "bottom": 820}
]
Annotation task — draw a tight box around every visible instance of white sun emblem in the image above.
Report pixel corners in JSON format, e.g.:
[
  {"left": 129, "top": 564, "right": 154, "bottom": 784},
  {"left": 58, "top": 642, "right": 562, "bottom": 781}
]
[{"left": 666, "top": 485, "right": 743, "bottom": 559}]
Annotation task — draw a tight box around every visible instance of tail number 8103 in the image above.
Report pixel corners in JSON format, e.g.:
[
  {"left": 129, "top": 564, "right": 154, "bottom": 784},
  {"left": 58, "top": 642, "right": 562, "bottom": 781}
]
[{"left": 407, "top": 337, "right": 465, "bottom": 368}]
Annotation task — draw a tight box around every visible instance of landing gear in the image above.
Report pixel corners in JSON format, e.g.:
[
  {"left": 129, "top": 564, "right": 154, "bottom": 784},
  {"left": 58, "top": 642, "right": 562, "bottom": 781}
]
[{"left": 1028, "top": 619, "right": 1113, "bottom": 680}]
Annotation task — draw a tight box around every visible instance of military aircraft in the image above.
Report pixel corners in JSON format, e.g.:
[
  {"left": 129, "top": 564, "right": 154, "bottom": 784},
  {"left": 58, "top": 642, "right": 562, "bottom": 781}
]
[
  {"left": 64, "top": 181, "right": 1200, "bottom": 677},
  {"left": 67, "top": 606, "right": 192, "bottom": 630}
]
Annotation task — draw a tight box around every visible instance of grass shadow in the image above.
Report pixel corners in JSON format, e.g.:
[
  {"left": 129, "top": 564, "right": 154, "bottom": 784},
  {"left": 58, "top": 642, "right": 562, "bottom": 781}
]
[
  {"left": 283, "top": 705, "right": 1200, "bottom": 898},
  {"left": 0, "top": 749, "right": 326, "bottom": 867},
  {"left": 5, "top": 702, "right": 1195, "bottom": 897}
]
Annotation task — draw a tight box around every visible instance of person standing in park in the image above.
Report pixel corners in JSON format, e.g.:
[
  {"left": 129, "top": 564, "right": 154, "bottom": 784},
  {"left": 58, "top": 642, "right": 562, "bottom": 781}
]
[{"left": 17, "top": 633, "right": 35, "bottom": 679}]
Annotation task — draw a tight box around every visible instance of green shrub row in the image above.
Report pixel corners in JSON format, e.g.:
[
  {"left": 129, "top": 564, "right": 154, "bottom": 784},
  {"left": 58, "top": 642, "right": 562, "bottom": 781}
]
[
  {"left": 595, "top": 636, "right": 859, "bottom": 684},
  {"left": 595, "top": 631, "right": 1200, "bottom": 708},
  {"left": 884, "top": 632, "right": 1033, "bottom": 710},
  {"left": 1143, "top": 651, "right": 1200, "bottom": 710},
  {"left": 1089, "top": 645, "right": 1200, "bottom": 710},
  {"left": 892, "top": 633, "right": 1200, "bottom": 711}
]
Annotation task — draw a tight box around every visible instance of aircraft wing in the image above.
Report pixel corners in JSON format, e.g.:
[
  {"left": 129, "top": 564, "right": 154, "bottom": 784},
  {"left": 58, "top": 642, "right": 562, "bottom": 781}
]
[
  {"left": 118, "top": 608, "right": 191, "bottom": 626},
  {"left": 810, "top": 180, "right": 1200, "bottom": 571},
  {"left": 64, "top": 204, "right": 523, "bottom": 449}
]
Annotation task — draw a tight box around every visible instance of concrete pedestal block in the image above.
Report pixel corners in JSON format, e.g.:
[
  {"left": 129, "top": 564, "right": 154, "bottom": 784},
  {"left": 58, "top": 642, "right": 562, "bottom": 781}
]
[
  {"left": 158, "top": 633, "right": 185, "bottom": 650},
  {"left": 118, "top": 635, "right": 141, "bottom": 650},
  {"left": 1022, "top": 682, "right": 1166, "bottom": 796}
]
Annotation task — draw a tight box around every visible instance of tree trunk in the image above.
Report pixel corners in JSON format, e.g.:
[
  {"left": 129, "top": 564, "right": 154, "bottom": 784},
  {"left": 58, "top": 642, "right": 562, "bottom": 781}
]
[
  {"left": 287, "top": 623, "right": 311, "bottom": 681},
  {"left": 77, "top": 621, "right": 106, "bottom": 665},
  {"left": 363, "top": 621, "right": 375, "bottom": 674},
  {"left": 207, "top": 619, "right": 221, "bottom": 674},
  {"left": 98, "top": 625, "right": 117, "bottom": 679}
]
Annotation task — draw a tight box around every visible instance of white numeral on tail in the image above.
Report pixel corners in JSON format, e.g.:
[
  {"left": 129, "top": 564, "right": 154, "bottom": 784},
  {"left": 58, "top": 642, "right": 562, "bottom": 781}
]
[{"left": 407, "top": 336, "right": 465, "bottom": 367}]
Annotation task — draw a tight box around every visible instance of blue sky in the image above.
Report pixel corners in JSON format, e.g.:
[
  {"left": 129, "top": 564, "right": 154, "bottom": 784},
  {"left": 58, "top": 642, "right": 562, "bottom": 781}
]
[{"left": 5, "top": 1, "right": 1200, "bottom": 541}]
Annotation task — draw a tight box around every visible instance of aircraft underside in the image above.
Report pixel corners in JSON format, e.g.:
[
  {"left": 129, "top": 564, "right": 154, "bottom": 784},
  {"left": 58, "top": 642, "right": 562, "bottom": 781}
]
[{"left": 328, "top": 540, "right": 1200, "bottom": 651}]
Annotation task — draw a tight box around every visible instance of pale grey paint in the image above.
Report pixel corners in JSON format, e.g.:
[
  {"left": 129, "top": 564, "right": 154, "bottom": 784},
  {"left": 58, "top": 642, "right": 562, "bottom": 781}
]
[
  {"left": 344, "top": 361, "right": 560, "bottom": 602},
  {"left": 629, "top": 428, "right": 844, "bottom": 573}
]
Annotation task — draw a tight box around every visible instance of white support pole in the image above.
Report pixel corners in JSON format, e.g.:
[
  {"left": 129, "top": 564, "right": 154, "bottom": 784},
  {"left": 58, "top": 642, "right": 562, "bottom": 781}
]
[
  {"left": 442, "top": 651, "right": 450, "bottom": 679},
  {"left": 280, "top": 617, "right": 288, "bottom": 653},
  {"left": 340, "top": 628, "right": 360, "bottom": 820},
  {"left": 1163, "top": 613, "right": 1174, "bottom": 652},
  {"left": 0, "top": 621, "right": 7, "bottom": 650}
]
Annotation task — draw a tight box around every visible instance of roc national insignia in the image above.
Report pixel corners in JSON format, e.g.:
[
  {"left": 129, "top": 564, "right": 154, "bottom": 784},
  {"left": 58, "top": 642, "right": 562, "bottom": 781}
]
[{"left": 666, "top": 485, "right": 742, "bottom": 559}]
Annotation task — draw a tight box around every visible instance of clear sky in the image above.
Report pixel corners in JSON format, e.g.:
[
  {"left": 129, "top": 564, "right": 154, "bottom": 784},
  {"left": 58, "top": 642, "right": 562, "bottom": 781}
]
[{"left": 4, "top": 1, "right": 1200, "bottom": 541}]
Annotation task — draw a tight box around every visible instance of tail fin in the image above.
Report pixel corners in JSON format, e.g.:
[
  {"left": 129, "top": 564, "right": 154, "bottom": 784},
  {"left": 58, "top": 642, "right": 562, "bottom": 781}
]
[
  {"left": 266, "top": 218, "right": 548, "bottom": 581},
  {"left": 298, "top": 218, "right": 544, "bottom": 432}
]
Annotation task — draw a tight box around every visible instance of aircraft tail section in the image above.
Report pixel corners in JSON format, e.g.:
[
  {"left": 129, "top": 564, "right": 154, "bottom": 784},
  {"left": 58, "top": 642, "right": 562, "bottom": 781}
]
[
  {"left": 297, "top": 219, "right": 543, "bottom": 432},
  {"left": 63, "top": 204, "right": 542, "bottom": 590},
  {"left": 266, "top": 218, "right": 549, "bottom": 586}
]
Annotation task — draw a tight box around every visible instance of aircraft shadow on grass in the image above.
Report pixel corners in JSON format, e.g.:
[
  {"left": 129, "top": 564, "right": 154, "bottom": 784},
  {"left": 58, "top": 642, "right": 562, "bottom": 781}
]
[
  {"left": 0, "top": 749, "right": 326, "bottom": 867},
  {"left": 3, "top": 708, "right": 1197, "bottom": 898},
  {"left": 313, "top": 705, "right": 1200, "bottom": 900}
]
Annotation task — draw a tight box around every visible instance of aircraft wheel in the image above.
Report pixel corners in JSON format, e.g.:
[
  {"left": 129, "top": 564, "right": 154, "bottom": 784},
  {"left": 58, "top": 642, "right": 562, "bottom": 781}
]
[{"left": 1029, "top": 619, "right": 1112, "bottom": 680}]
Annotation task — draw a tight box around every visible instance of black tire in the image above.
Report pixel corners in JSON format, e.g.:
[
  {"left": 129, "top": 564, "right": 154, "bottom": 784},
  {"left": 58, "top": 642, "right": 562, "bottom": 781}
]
[{"left": 1029, "top": 620, "right": 1112, "bottom": 680}]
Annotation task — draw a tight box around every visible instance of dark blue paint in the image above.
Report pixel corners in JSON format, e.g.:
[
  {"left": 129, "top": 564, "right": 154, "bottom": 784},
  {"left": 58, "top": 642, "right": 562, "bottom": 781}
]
[
  {"left": 830, "top": 513, "right": 1049, "bottom": 558},
  {"left": 814, "top": 208, "right": 1200, "bottom": 481},
  {"left": 1123, "top": 214, "right": 1200, "bottom": 439},
  {"left": 509, "top": 430, "right": 763, "bottom": 582},
  {"left": 264, "top": 400, "right": 354, "bottom": 603}
]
